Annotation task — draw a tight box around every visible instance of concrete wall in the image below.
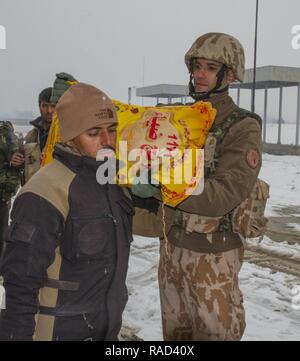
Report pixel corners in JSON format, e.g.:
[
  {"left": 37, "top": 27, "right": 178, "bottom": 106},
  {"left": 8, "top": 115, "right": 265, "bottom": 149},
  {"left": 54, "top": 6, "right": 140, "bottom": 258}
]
[{"left": 263, "top": 143, "right": 300, "bottom": 156}]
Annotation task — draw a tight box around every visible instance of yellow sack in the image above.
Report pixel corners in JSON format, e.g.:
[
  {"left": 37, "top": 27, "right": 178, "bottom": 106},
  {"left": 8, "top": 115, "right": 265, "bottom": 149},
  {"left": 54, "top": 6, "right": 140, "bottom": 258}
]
[
  {"left": 41, "top": 101, "right": 216, "bottom": 206},
  {"left": 114, "top": 101, "right": 216, "bottom": 206}
]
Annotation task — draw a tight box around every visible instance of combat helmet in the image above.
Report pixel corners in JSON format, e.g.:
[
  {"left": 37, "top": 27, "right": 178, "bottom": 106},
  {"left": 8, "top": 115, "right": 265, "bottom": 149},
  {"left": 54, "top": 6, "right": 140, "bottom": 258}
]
[{"left": 185, "top": 32, "right": 245, "bottom": 100}]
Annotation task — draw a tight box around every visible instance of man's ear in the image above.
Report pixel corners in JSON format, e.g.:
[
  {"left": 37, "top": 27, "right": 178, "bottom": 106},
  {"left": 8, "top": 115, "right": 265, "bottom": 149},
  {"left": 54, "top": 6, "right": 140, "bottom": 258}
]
[{"left": 226, "top": 69, "right": 236, "bottom": 84}]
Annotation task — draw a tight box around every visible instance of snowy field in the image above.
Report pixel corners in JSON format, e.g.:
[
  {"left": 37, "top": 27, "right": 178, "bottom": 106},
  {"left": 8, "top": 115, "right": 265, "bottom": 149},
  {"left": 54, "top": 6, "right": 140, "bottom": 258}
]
[
  {"left": 2, "top": 123, "right": 300, "bottom": 341},
  {"left": 260, "top": 153, "right": 300, "bottom": 216},
  {"left": 123, "top": 235, "right": 300, "bottom": 341},
  {"left": 123, "top": 153, "right": 300, "bottom": 341}
]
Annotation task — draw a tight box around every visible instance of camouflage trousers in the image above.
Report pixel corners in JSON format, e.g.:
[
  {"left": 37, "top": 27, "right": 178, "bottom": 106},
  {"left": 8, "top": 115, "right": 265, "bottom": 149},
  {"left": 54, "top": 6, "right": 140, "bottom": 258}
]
[{"left": 158, "top": 240, "right": 245, "bottom": 341}]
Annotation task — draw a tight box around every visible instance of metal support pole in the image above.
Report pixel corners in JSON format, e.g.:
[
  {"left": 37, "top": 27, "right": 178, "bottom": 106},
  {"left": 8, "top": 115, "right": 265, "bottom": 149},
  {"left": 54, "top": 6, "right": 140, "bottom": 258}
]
[
  {"left": 251, "top": 0, "right": 259, "bottom": 112},
  {"left": 128, "top": 87, "right": 132, "bottom": 105},
  {"left": 263, "top": 86, "right": 268, "bottom": 143},
  {"left": 237, "top": 87, "right": 240, "bottom": 106},
  {"left": 296, "top": 84, "right": 300, "bottom": 146},
  {"left": 277, "top": 87, "right": 283, "bottom": 145}
]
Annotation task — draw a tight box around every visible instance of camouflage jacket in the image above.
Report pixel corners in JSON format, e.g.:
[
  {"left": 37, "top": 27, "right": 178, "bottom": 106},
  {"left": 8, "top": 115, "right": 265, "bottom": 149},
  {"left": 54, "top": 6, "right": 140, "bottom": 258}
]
[
  {"left": 0, "top": 121, "right": 21, "bottom": 202},
  {"left": 201, "top": 105, "right": 262, "bottom": 232},
  {"left": 133, "top": 92, "right": 263, "bottom": 253}
]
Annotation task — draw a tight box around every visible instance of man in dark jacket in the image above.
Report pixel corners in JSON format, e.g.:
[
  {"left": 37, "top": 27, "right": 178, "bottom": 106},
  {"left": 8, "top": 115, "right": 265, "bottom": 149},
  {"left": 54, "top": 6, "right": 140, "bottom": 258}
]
[
  {"left": 25, "top": 87, "right": 55, "bottom": 151},
  {"left": 0, "top": 83, "right": 134, "bottom": 341}
]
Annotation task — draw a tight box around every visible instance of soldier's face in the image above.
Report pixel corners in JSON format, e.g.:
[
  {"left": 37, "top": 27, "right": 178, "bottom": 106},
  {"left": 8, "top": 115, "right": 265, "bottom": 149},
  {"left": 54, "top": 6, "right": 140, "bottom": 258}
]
[
  {"left": 69, "top": 122, "right": 117, "bottom": 158},
  {"left": 192, "top": 58, "right": 233, "bottom": 93},
  {"left": 39, "top": 101, "right": 56, "bottom": 123}
]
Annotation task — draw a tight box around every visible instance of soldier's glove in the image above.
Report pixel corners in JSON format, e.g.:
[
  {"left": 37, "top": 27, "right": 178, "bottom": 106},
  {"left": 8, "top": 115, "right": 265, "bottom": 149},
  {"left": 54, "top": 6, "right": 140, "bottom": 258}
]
[
  {"left": 129, "top": 192, "right": 160, "bottom": 215},
  {"left": 131, "top": 183, "right": 160, "bottom": 198},
  {"left": 50, "top": 72, "right": 78, "bottom": 104},
  {"left": 130, "top": 169, "right": 161, "bottom": 198}
]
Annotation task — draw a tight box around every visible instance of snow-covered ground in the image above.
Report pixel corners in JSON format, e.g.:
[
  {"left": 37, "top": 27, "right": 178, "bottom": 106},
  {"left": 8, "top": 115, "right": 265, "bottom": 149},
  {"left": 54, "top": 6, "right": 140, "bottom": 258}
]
[
  {"left": 123, "top": 153, "right": 300, "bottom": 341},
  {"left": 3, "top": 122, "right": 300, "bottom": 341},
  {"left": 259, "top": 153, "right": 300, "bottom": 216},
  {"left": 123, "top": 236, "right": 300, "bottom": 341}
]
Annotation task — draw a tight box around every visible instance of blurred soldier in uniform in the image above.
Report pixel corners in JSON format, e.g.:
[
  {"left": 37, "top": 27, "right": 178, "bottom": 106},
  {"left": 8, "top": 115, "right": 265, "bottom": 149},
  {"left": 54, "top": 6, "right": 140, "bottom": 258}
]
[
  {"left": 0, "top": 121, "right": 22, "bottom": 257},
  {"left": 12, "top": 87, "right": 56, "bottom": 182}
]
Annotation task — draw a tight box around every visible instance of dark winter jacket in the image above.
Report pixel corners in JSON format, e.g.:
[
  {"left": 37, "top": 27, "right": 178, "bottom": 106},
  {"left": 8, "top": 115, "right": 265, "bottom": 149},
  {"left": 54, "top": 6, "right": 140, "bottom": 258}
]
[{"left": 0, "top": 144, "right": 134, "bottom": 341}]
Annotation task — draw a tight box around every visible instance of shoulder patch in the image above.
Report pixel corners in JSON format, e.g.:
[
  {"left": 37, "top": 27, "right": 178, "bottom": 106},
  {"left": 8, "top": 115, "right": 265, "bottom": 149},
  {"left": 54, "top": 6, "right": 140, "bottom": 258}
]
[{"left": 246, "top": 148, "right": 260, "bottom": 169}]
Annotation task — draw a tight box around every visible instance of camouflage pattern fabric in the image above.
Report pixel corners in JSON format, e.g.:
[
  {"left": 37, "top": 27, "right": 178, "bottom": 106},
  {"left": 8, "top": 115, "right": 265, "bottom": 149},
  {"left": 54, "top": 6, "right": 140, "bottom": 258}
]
[
  {"left": 232, "top": 179, "right": 269, "bottom": 238},
  {"left": 185, "top": 32, "right": 245, "bottom": 82},
  {"left": 178, "top": 107, "right": 262, "bottom": 235},
  {"left": 158, "top": 240, "right": 245, "bottom": 341},
  {"left": 207, "top": 108, "right": 263, "bottom": 234},
  {"left": 181, "top": 213, "right": 222, "bottom": 234},
  {"left": 206, "top": 107, "right": 262, "bottom": 178},
  {"left": 0, "top": 121, "right": 20, "bottom": 202}
]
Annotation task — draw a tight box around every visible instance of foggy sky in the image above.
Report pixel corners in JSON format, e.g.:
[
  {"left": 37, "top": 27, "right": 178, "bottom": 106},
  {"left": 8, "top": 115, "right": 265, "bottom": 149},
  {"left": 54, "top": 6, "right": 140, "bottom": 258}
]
[{"left": 0, "top": 0, "right": 300, "bottom": 120}]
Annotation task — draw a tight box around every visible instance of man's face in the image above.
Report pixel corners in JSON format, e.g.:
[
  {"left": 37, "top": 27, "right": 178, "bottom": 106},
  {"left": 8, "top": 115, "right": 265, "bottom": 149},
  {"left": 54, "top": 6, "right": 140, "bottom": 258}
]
[
  {"left": 192, "top": 58, "right": 233, "bottom": 93},
  {"left": 70, "top": 122, "right": 117, "bottom": 159},
  {"left": 39, "top": 101, "right": 56, "bottom": 123}
]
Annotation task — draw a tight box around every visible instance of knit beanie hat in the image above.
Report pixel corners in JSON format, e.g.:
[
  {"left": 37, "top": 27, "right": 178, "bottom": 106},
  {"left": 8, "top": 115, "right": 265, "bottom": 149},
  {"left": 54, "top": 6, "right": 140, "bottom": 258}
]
[{"left": 56, "top": 82, "right": 117, "bottom": 142}]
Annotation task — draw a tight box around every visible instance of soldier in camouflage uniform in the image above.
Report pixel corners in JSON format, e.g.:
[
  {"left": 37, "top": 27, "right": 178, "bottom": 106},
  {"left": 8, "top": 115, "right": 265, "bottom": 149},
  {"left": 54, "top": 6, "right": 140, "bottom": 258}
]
[
  {"left": 0, "top": 121, "right": 21, "bottom": 257},
  {"left": 133, "top": 33, "right": 266, "bottom": 341}
]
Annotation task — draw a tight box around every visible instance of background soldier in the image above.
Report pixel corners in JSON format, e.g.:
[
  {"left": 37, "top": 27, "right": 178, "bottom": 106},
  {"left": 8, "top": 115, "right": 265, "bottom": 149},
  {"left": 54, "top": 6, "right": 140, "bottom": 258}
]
[
  {"left": 11, "top": 87, "right": 56, "bottom": 182},
  {"left": 25, "top": 87, "right": 55, "bottom": 150},
  {"left": 0, "top": 121, "right": 21, "bottom": 257}
]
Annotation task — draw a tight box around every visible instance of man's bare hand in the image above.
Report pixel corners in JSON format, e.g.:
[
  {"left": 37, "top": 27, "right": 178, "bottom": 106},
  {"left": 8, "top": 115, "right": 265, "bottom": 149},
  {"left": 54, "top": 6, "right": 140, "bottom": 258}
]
[{"left": 10, "top": 152, "right": 25, "bottom": 167}]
